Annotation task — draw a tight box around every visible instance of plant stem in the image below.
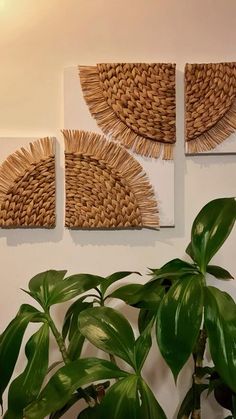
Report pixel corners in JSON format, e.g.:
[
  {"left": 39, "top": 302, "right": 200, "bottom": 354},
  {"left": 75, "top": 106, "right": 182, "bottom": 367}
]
[
  {"left": 45, "top": 311, "right": 70, "bottom": 364},
  {"left": 191, "top": 329, "right": 207, "bottom": 419}
]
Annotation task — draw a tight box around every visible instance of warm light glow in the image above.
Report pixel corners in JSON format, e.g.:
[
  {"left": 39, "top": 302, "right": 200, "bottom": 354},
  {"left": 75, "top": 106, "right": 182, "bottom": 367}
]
[{"left": 0, "top": 0, "right": 5, "bottom": 10}]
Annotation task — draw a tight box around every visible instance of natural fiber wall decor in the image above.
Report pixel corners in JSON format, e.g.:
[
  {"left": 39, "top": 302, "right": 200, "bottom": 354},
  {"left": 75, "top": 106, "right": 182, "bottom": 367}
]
[
  {"left": 63, "top": 130, "right": 159, "bottom": 229},
  {"left": 79, "top": 63, "right": 176, "bottom": 160},
  {"left": 0, "top": 138, "right": 56, "bottom": 228},
  {"left": 185, "top": 62, "right": 236, "bottom": 153}
]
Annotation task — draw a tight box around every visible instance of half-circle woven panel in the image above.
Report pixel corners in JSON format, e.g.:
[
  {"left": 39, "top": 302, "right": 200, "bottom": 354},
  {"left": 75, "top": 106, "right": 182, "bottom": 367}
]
[
  {"left": 63, "top": 130, "right": 159, "bottom": 229},
  {"left": 79, "top": 63, "right": 176, "bottom": 160},
  {"left": 185, "top": 62, "right": 236, "bottom": 153},
  {"left": 0, "top": 138, "right": 55, "bottom": 228}
]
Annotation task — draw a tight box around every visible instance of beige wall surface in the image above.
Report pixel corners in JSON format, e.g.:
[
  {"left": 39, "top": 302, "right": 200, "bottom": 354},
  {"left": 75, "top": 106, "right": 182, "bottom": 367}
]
[{"left": 0, "top": 1, "right": 236, "bottom": 418}]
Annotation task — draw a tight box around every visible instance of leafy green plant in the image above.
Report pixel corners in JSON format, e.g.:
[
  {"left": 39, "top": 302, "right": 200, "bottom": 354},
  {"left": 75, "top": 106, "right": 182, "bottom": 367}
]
[{"left": 0, "top": 197, "right": 235, "bottom": 419}]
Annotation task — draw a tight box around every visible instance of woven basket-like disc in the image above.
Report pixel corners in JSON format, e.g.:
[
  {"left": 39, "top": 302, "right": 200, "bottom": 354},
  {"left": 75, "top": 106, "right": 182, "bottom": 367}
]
[
  {"left": 79, "top": 63, "right": 176, "bottom": 159},
  {"left": 0, "top": 138, "right": 55, "bottom": 228},
  {"left": 64, "top": 130, "right": 159, "bottom": 229},
  {"left": 185, "top": 62, "right": 236, "bottom": 151},
  {"left": 0, "top": 159, "right": 55, "bottom": 227},
  {"left": 66, "top": 154, "right": 142, "bottom": 228}
]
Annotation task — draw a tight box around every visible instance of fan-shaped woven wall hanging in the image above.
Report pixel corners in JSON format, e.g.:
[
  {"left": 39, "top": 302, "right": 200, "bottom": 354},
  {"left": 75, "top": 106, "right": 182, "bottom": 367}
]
[
  {"left": 0, "top": 138, "right": 56, "bottom": 228},
  {"left": 79, "top": 63, "right": 176, "bottom": 160},
  {"left": 63, "top": 130, "right": 159, "bottom": 229},
  {"left": 185, "top": 62, "right": 236, "bottom": 153}
]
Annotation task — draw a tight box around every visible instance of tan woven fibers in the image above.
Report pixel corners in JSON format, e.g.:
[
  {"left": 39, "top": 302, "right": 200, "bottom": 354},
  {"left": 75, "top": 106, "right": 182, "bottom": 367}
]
[
  {"left": 0, "top": 138, "right": 55, "bottom": 228},
  {"left": 185, "top": 62, "right": 236, "bottom": 153},
  {"left": 63, "top": 130, "right": 159, "bottom": 229},
  {"left": 79, "top": 63, "right": 176, "bottom": 159}
]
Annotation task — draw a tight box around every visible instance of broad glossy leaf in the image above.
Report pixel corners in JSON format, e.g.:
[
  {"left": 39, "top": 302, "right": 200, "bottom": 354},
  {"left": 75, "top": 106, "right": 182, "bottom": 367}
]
[
  {"left": 100, "top": 375, "right": 139, "bottom": 419},
  {"left": 156, "top": 274, "right": 204, "bottom": 380},
  {"left": 0, "top": 304, "right": 42, "bottom": 405},
  {"left": 190, "top": 198, "right": 236, "bottom": 271},
  {"left": 135, "top": 320, "right": 153, "bottom": 371},
  {"left": 138, "top": 378, "right": 167, "bottom": 419},
  {"left": 5, "top": 323, "right": 49, "bottom": 419},
  {"left": 204, "top": 286, "right": 236, "bottom": 392},
  {"left": 138, "top": 309, "right": 157, "bottom": 334},
  {"left": 49, "top": 394, "right": 81, "bottom": 419},
  {"left": 62, "top": 298, "right": 92, "bottom": 341},
  {"left": 24, "top": 358, "right": 128, "bottom": 418},
  {"left": 67, "top": 333, "right": 85, "bottom": 361},
  {"left": 109, "top": 283, "right": 164, "bottom": 309},
  {"left": 206, "top": 265, "right": 234, "bottom": 280},
  {"left": 150, "top": 259, "right": 198, "bottom": 282},
  {"left": 48, "top": 274, "right": 104, "bottom": 306},
  {"left": 78, "top": 307, "right": 136, "bottom": 368},
  {"left": 29, "top": 270, "right": 67, "bottom": 308},
  {"left": 100, "top": 271, "right": 140, "bottom": 296}
]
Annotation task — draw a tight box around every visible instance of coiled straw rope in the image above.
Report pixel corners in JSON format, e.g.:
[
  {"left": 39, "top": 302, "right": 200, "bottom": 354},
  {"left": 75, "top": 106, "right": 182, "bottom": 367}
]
[
  {"left": 63, "top": 130, "right": 159, "bottom": 229},
  {"left": 79, "top": 63, "right": 176, "bottom": 160},
  {"left": 0, "top": 138, "right": 55, "bottom": 228},
  {"left": 185, "top": 62, "right": 236, "bottom": 153}
]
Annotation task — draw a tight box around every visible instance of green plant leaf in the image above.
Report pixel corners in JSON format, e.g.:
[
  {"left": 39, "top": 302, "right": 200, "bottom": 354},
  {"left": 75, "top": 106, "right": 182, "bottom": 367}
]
[
  {"left": 100, "top": 271, "right": 140, "bottom": 296},
  {"left": 100, "top": 375, "right": 139, "bottom": 418},
  {"left": 4, "top": 323, "right": 49, "bottom": 419},
  {"left": 48, "top": 274, "right": 104, "bottom": 306},
  {"left": 29, "top": 270, "right": 67, "bottom": 308},
  {"left": 190, "top": 198, "right": 236, "bottom": 272},
  {"left": 67, "top": 333, "right": 85, "bottom": 361},
  {"left": 156, "top": 274, "right": 204, "bottom": 380},
  {"left": 206, "top": 265, "right": 234, "bottom": 280},
  {"left": 49, "top": 394, "right": 81, "bottom": 419},
  {"left": 62, "top": 298, "right": 92, "bottom": 341},
  {"left": 24, "top": 358, "right": 128, "bottom": 418},
  {"left": 138, "top": 309, "right": 157, "bottom": 334},
  {"left": 135, "top": 320, "right": 153, "bottom": 371},
  {"left": 204, "top": 286, "right": 236, "bottom": 392},
  {"left": 109, "top": 283, "right": 164, "bottom": 309},
  {"left": 78, "top": 307, "right": 136, "bottom": 368},
  {"left": 0, "top": 304, "right": 42, "bottom": 406},
  {"left": 150, "top": 259, "right": 199, "bottom": 282},
  {"left": 138, "top": 378, "right": 167, "bottom": 419}
]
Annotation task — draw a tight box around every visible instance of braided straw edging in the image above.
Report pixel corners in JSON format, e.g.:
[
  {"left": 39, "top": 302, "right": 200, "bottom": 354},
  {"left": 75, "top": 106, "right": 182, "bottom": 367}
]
[
  {"left": 63, "top": 130, "right": 159, "bottom": 229},
  {"left": 186, "top": 99, "right": 236, "bottom": 153},
  {"left": 79, "top": 66, "right": 174, "bottom": 160},
  {"left": 0, "top": 137, "right": 55, "bottom": 209}
]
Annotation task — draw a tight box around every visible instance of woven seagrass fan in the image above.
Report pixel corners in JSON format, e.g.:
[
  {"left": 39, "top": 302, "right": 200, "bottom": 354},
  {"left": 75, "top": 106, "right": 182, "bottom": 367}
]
[
  {"left": 79, "top": 63, "right": 176, "bottom": 160},
  {"left": 185, "top": 62, "right": 236, "bottom": 153},
  {"left": 0, "top": 138, "right": 55, "bottom": 228},
  {"left": 63, "top": 130, "right": 159, "bottom": 229}
]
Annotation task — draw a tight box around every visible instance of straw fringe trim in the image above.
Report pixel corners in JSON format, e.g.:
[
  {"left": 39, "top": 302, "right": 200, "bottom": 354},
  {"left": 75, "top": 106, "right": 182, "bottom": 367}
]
[
  {"left": 79, "top": 66, "right": 174, "bottom": 160},
  {"left": 186, "top": 100, "right": 236, "bottom": 153},
  {"left": 63, "top": 129, "right": 159, "bottom": 228},
  {"left": 0, "top": 138, "right": 55, "bottom": 207}
]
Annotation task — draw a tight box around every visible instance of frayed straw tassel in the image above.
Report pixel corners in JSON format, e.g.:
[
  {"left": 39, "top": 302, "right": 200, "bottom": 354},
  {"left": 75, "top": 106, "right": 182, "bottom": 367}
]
[
  {"left": 79, "top": 65, "right": 175, "bottom": 160},
  {"left": 63, "top": 130, "right": 159, "bottom": 229}
]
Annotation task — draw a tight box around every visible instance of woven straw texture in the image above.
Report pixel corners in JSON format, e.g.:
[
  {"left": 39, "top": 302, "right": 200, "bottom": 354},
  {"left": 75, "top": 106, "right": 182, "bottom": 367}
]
[
  {"left": 79, "top": 63, "right": 176, "bottom": 159},
  {"left": 185, "top": 62, "right": 236, "bottom": 153},
  {"left": 0, "top": 138, "right": 55, "bottom": 228},
  {"left": 63, "top": 130, "right": 159, "bottom": 229}
]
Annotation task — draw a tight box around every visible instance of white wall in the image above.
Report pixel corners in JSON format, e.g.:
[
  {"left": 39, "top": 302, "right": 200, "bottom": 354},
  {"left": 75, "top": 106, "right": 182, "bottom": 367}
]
[{"left": 0, "top": 1, "right": 236, "bottom": 418}]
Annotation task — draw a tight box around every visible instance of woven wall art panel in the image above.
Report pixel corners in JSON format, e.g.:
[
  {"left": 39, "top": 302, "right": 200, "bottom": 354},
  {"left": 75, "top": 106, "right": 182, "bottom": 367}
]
[
  {"left": 63, "top": 130, "right": 159, "bottom": 229},
  {"left": 79, "top": 63, "right": 176, "bottom": 160},
  {"left": 185, "top": 62, "right": 236, "bottom": 153},
  {"left": 0, "top": 138, "right": 56, "bottom": 228}
]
